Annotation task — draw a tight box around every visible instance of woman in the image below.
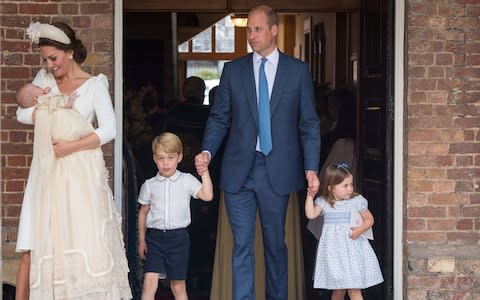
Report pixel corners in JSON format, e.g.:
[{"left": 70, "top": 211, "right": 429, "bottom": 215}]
[{"left": 15, "top": 22, "right": 132, "bottom": 299}]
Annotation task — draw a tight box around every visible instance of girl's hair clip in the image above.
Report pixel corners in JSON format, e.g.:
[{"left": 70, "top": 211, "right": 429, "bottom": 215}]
[{"left": 336, "top": 162, "right": 349, "bottom": 170}]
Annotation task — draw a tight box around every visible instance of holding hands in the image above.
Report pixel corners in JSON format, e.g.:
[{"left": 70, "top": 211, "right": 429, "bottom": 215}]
[
  {"left": 195, "top": 151, "right": 211, "bottom": 176},
  {"left": 306, "top": 170, "right": 320, "bottom": 197}
]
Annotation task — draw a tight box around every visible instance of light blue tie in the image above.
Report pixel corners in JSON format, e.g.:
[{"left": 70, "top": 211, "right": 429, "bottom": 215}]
[{"left": 258, "top": 58, "right": 272, "bottom": 155}]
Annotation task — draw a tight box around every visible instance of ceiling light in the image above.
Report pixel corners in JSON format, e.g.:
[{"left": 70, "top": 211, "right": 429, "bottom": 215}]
[{"left": 230, "top": 14, "right": 248, "bottom": 27}]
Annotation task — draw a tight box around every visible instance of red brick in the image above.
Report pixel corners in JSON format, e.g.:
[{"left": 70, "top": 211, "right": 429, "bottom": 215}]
[
  {"left": 0, "top": 66, "right": 31, "bottom": 79},
  {"left": 465, "top": 42, "right": 480, "bottom": 54},
  {"left": 432, "top": 180, "right": 456, "bottom": 192},
  {"left": 411, "top": 27, "right": 436, "bottom": 41},
  {"left": 9, "top": 131, "right": 28, "bottom": 143},
  {"left": 407, "top": 219, "right": 426, "bottom": 230},
  {"left": 408, "top": 206, "right": 446, "bottom": 218},
  {"left": 19, "top": 3, "right": 59, "bottom": 14},
  {"left": 409, "top": 16, "right": 428, "bottom": 27},
  {"left": 5, "top": 180, "right": 26, "bottom": 192},
  {"left": 436, "top": 53, "right": 453, "bottom": 65},
  {"left": 428, "top": 17, "right": 446, "bottom": 29},
  {"left": 426, "top": 66, "right": 445, "bottom": 77},
  {"left": 466, "top": 6, "right": 480, "bottom": 17},
  {"left": 72, "top": 16, "right": 92, "bottom": 29},
  {"left": 450, "top": 143, "right": 480, "bottom": 154},
  {"left": 455, "top": 181, "right": 474, "bottom": 193},
  {"left": 437, "top": 78, "right": 464, "bottom": 90},
  {"left": 448, "top": 206, "right": 460, "bottom": 218},
  {"left": 467, "top": 30, "right": 480, "bottom": 41},
  {"left": 456, "top": 155, "right": 473, "bottom": 166},
  {"left": 3, "top": 53, "right": 23, "bottom": 66},
  {"left": 1, "top": 41, "right": 31, "bottom": 53},
  {"left": 462, "top": 206, "right": 480, "bottom": 218},
  {"left": 438, "top": 5, "right": 465, "bottom": 17},
  {"left": 428, "top": 41, "right": 446, "bottom": 52},
  {"left": 4, "top": 205, "right": 21, "bottom": 218},
  {"left": 409, "top": 2, "right": 438, "bottom": 16},
  {"left": 446, "top": 232, "right": 480, "bottom": 245},
  {"left": 406, "top": 192, "right": 428, "bottom": 205},
  {"left": 81, "top": 3, "right": 112, "bottom": 14},
  {"left": 453, "top": 53, "right": 466, "bottom": 65},
  {"left": 408, "top": 179, "right": 434, "bottom": 192},
  {"left": 427, "top": 219, "right": 457, "bottom": 230},
  {"left": 437, "top": 30, "right": 465, "bottom": 41},
  {"left": 410, "top": 53, "right": 435, "bottom": 66},
  {"left": 410, "top": 79, "right": 440, "bottom": 91},
  {"left": 406, "top": 232, "right": 447, "bottom": 243},
  {"left": 60, "top": 3, "right": 79, "bottom": 15},
  {"left": 2, "top": 193, "right": 25, "bottom": 205},
  {"left": 1, "top": 3, "right": 18, "bottom": 14},
  {"left": 456, "top": 17, "right": 478, "bottom": 30},
  {"left": 6, "top": 155, "right": 27, "bottom": 167},
  {"left": 456, "top": 219, "right": 474, "bottom": 230},
  {"left": 466, "top": 54, "right": 480, "bottom": 65},
  {"left": 1, "top": 143, "right": 33, "bottom": 155},
  {"left": 409, "top": 66, "right": 426, "bottom": 78},
  {"left": 1, "top": 15, "right": 31, "bottom": 28},
  {"left": 429, "top": 193, "right": 466, "bottom": 207},
  {"left": 2, "top": 217, "right": 20, "bottom": 228},
  {"left": 447, "top": 168, "right": 480, "bottom": 180},
  {"left": 456, "top": 67, "right": 480, "bottom": 79}
]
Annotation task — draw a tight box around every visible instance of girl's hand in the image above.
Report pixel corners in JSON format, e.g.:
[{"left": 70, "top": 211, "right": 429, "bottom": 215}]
[
  {"left": 349, "top": 227, "right": 361, "bottom": 240},
  {"left": 52, "top": 139, "right": 75, "bottom": 157}
]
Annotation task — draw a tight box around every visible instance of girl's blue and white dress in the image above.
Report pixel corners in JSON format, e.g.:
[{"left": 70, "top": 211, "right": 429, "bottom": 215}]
[{"left": 313, "top": 194, "right": 384, "bottom": 289}]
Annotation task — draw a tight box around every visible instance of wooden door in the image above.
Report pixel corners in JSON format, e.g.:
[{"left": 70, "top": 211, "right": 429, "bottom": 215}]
[{"left": 358, "top": 0, "right": 394, "bottom": 298}]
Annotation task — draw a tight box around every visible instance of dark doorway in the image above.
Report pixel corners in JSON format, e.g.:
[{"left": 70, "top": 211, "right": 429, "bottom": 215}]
[{"left": 122, "top": 1, "right": 395, "bottom": 298}]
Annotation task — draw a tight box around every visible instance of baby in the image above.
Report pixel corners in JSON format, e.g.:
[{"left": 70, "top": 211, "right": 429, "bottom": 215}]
[{"left": 16, "top": 82, "right": 76, "bottom": 111}]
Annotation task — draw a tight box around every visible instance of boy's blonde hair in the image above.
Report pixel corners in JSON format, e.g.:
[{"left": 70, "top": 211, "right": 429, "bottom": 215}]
[{"left": 152, "top": 132, "right": 183, "bottom": 154}]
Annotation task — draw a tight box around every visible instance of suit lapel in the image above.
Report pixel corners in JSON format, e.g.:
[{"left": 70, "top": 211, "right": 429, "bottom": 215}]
[
  {"left": 241, "top": 54, "right": 259, "bottom": 126},
  {"left": 270, "top": 52, "right": 287, "bottom": 116}
]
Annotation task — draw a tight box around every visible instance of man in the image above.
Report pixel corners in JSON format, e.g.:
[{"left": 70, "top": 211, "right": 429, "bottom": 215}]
[{"left": 195, "top": 5, "right": 320, "bottom": 300}]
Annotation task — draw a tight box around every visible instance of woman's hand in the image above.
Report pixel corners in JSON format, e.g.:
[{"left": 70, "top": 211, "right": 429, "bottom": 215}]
[{"left": 52, "top": 139, "right": 75, "bottom": 157}]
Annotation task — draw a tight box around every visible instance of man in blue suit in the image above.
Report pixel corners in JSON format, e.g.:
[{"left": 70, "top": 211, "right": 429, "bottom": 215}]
[{"left": 195, "top": 5, "right": 320, "bottom": 300}]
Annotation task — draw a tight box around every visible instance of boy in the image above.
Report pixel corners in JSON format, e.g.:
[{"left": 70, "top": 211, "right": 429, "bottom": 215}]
[{"left": 137, "top": 132, "right": 213, "bottom": 300}]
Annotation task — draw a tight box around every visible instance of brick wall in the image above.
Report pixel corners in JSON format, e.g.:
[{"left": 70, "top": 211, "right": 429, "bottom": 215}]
[
  {"left": 406, "top": 0, "right": 480, "bottom": 298},
  {"left": 1, "top": 0, "right": 115, "bottom": 277}
]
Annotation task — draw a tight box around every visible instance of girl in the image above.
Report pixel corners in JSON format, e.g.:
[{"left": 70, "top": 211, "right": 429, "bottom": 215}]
[{"left": 305, "top": 162, "right": 383, "bottom": 300}]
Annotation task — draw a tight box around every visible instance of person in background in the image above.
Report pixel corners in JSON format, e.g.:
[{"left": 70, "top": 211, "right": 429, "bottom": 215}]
[
  {"left": 195, "top": 5, "right": 320, "bottom": 299},
  {"left": 305, "top": 163, "right": 383, "bottom": 300},
  {"left": 137, "top": 132, "right": 213, "bottom": 300},
  {"left": 208, "top": 85, "right": 218, "bottom": 106},
  {"left": 15, "top": 21, "right": 132, "bottom": 299}
]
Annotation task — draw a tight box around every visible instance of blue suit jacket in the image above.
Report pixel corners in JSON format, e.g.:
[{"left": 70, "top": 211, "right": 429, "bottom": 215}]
[{"left": 203, "top": 52, "right": 320, "bottom": 195}]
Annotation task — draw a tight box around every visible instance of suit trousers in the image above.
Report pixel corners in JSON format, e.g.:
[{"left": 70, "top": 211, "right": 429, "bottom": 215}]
[{"left": 224, "top": 152, "right": 290, "bottom": 300}]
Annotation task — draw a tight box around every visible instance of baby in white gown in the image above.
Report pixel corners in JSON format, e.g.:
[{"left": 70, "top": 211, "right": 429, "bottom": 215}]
[{"left": 16, "top": 83, "right": 132, "bottom": 299}]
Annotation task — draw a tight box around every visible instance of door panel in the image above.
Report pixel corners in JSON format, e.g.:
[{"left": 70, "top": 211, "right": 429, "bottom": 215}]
[{"left": 359, "top": 0, "right": 394, "bottom": 298}]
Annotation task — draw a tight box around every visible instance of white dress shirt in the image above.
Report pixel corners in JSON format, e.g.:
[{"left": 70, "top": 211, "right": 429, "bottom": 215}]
[
  {"left": 137, "top": 170, "right": 202, "bottom": 230},
  {"left": 253, "top": 48, "right": 279, "bottom": 151}
]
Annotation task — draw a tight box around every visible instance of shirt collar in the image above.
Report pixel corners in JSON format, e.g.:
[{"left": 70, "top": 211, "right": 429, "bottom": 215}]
[
  {"left": 253, "top": 48, "right": 279, "bottom": 65},
  {"left": 155, "top": 170, "right": 181, "bottom": 182}
]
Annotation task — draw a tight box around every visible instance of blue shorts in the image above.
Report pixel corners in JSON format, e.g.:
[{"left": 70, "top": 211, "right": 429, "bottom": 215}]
[{"left": 143, "top": 228, "right": 190, "bottom": 280}]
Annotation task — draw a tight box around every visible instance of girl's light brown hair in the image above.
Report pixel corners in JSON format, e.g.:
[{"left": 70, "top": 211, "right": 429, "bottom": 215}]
[
  {"left": 151, "top": 132, "right": 183, "bottom": 154},
  {"left": 318, "top": 162, "right": 357, "bottom": 207}
]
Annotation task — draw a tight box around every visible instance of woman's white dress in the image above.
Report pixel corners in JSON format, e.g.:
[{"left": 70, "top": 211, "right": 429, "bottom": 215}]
[
  {"left": 15, "top": 70, "right": 132, "bottom": 299},
  {"left": 313, "top": 195, "right": 384, "bottom": 290}
]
